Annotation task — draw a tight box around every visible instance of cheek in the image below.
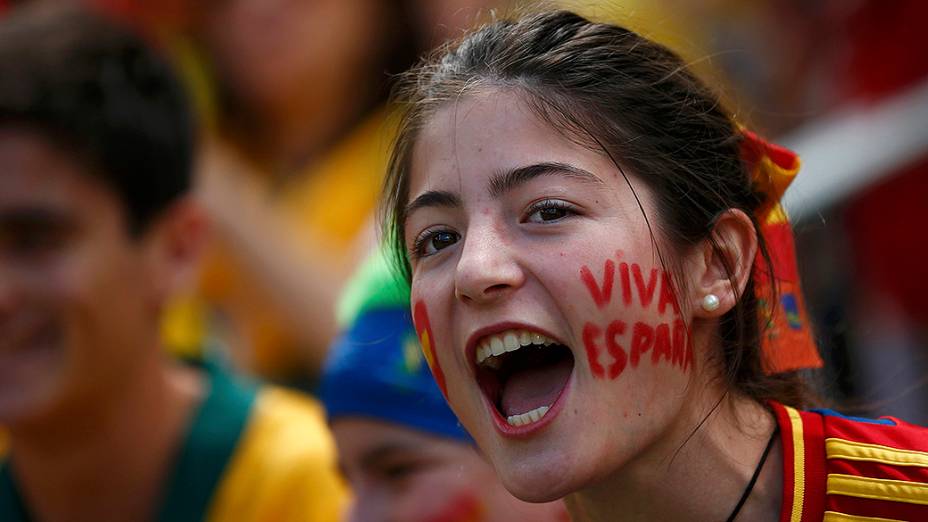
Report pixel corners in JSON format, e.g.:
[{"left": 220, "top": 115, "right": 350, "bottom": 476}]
[
  {"left": 572, "top": 253, "right": 694, "bottom": 383},
  {"left": 412, "top": 299, "right": 448, "bottom": 398},
  {"left": 417, "top": 488, "right": 484, "bottom": 522}
]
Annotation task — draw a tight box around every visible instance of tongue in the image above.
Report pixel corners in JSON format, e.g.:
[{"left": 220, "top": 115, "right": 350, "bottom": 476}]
[{"left": 500, "top": 357, "right": 572, "bottom": 417}]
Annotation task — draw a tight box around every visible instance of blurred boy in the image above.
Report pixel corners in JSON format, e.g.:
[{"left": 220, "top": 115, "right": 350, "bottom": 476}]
[
  {"left": 0, "top": 4, "right": 344, "bottom": 521},
  {"left": 321, "top": 251, "right": 568, "bottom": 522}
]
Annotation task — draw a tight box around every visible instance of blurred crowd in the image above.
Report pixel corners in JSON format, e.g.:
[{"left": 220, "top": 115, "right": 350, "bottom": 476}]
[{"left": 0, "top": 0, "right": 925, "bottom": 520}]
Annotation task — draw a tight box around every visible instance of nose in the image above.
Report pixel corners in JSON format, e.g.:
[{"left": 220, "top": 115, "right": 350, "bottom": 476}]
[{"left": 454, "top": 224, "right": 525, "bottom": 305}]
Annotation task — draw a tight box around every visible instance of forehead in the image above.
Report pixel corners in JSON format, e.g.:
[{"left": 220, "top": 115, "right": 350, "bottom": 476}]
[
  {"left": 0, "top": 129, "right": 117, "bottom": 214},
  {"left": 408, "top": 89, "right": 617, "bottom": 199}
]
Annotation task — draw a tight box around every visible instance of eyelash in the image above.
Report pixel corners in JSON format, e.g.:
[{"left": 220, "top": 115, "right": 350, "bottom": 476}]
[
  {"left": 523, "top": 198, "right": 577, "bottom": 223},
  {"left": 410, "top": 226, "right": 459, "bottom": 260},
  {"left": 409, "top": 199, "right": 578, "bottom": 260}
]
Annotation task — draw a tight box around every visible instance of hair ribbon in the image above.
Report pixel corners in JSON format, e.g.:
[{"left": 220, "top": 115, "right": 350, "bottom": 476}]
[{"left": 741, "top": 129, "right": 823, "bottom": 373}]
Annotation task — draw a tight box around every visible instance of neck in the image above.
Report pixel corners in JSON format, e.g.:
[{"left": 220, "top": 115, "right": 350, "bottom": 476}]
[
  {"left": 7, "top": 356, "right": 203, "bottom": 522},
  {"left": 565, "top": 390, "right": 782, "bottom": 522}
]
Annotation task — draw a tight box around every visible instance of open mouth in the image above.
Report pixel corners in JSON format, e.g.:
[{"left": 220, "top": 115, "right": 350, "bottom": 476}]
[{"left": 474, "top": 329, "right": 574, "bottom": 429}]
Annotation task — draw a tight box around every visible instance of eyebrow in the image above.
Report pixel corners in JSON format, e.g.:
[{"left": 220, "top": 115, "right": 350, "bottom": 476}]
[
  {"left": 359, "top": 441, "right": 423, "bottom": 470},
  {"left": 404, "top": 162, "right": 602, "bottom": 218},
  {"left": 404, "top": 189, "right": 462, "bottom": 218},
  {"left": 488, "top": 161, "right": 603, "bottom": 198},
  {"left": 0, "top": 207, "right": 73, "bottom": 229}
]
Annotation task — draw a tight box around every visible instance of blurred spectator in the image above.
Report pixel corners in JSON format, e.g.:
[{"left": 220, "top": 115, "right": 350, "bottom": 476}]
[
  {"left": 321, "top": 249, "right": 568, "bottom": 522},
  {"left": 157, "top": 0, "right": 421, "bottom": 384},
  {"left": 0, "top": 4, "right": 345, "bottom": 520},
  {"left": 158, "top": 0, "right": 515, "bottom": 386}
]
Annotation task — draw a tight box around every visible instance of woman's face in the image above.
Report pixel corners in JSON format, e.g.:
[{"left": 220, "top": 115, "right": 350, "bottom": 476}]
[
  {"left": 404, "top": 90, "right": 703, "bottom": 501},
  {"left": 203, "top": 0, "right": 380, "bottom": 114},
  {"left": 332, "top": 418, "right": 567, "bottom": 522}
]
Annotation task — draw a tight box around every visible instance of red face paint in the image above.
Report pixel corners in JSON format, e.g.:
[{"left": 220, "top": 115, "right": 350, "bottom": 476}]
[
  {"left": 630, "top": 322, "right": 654, "bottom": 368},
  {"left": 604, "top": 320, "right": 628, "bottom": 379},
  {"left": 631, "top": 264, "right": 658, "bottom": 308},
  {"left": 658, "top": 271, "right": 681, "bottom": 315},
  {"left": 580, "top": 259, "right": 614, "bottom": 309},
  {"left": 578, "top": 255, "right": 693, "bottom": 380},
  {"left": 582, "top": 322, "right": 606, "bottom": 378},
  {"left": 580, "top": 259, "right": 678, "bottom": 314},
  {"left": 423, "top": 491, "right": 484, "bottom": 522},
  {"left": 413, "top": 300, "right": 448, "bottom": 398}
]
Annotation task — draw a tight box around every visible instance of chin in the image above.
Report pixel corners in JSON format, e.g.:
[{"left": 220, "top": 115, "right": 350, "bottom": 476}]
[{"left": 491, "top": 442, "right": 592, "bottom": 503}]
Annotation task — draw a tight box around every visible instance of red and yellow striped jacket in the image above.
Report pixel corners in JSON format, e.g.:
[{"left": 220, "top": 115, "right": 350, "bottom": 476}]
[{"left": 771, "top": 401, "right": 928, "bottom": 521}]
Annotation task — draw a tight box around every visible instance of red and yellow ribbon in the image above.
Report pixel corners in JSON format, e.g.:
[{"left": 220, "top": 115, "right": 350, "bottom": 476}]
[{"left": 741, "top": 129, "right": 823, "bottom": 374}]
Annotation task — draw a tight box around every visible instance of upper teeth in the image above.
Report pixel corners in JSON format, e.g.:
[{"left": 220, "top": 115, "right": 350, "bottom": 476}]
[{"left": 475, "top": 329, "right": 556, "bottom": 365}]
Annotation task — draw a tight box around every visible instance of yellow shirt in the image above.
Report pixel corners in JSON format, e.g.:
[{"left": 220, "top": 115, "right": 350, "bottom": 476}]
[
  {"left": 0, "top": 368, "right": 347, "bottom": 522},
  {"left": 207, "top": 387, "right": 347, "bottom": 522}
]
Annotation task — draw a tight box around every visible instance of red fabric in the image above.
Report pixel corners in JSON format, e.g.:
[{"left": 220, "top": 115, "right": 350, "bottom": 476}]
[
  {"left": 742, "top": 130, "right": 823, "bottom": 373},
  {"left": 828, "top": 495, "right": 928, "bottom": 521},
  {"left": 825, "top": 412, "right": 928, "bottom": 454},
  {"left": 798, "top": 408, "right": 828, "bottom": 522},
  {"left": 773, "top": 403, "right": 798, "bottom": 522},
  {"left": 845, "top": 158, "right": 928, "bottom": 324},
  {"left": 771, "top": 401, "right": 928, "bottom": 521},
  {"left": 773, "top": 402, "right": 827, "bottom": 522},
  {"left": 755, "top": 222, "right": 822, "bottom": 373},
  {"left": 842, "top": 0, "right": 928, "bottom": 102}
]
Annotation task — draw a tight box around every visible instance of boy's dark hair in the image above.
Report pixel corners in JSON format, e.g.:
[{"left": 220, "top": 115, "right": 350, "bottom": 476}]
[
  {"left": 383, "top": 10, "right": 815, "bottom": 408},
  {"left": 0, "top": 3, "right": 195, "bottom": 234}
]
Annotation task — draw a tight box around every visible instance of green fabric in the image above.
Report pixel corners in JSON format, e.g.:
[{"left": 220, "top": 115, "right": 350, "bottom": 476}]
[
  {"left": 0, "top": 365, "right": 258, "bottom": 522},
  {"left": 0, "top": 460, "right": 29, "bottom": 521},
  {"left": 335, "top": 246, "right": 411, "bottom": 328},
  {"left": 156, "top": 364, "right": 258, "bottom": 522}
]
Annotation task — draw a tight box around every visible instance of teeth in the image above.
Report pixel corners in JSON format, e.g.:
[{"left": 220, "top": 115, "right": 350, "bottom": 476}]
[
  {"left": 490, "top": 337, "right": 505, "bottom": 356},
  {"left": 503, "top": 332, "right": 519, "bottom": 350},
  {"left": 506, "top": 406, "right": 551, "bottom": 427},
  {"left": 474, "top": 329, "right": 558, "bottom": 365}
]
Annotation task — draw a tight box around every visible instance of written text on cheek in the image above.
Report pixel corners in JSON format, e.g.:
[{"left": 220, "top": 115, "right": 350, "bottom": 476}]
[{"left": 580, "top": 256, "right": 694, "bottom": 380}]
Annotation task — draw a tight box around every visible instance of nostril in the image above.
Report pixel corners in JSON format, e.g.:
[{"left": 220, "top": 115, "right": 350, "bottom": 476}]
[{"left": 484, "top": 283, "right": 511, "bottom": 295}]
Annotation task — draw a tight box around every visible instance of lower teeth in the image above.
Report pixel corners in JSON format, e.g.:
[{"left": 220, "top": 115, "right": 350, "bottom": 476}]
[{"left": 505, "top": 405, "right": 550, "bottom": 427}]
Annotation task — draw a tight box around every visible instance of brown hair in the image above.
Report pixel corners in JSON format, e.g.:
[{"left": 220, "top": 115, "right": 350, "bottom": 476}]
[{"left": 382, "top": 10, "right": 816, "bottom": 408}]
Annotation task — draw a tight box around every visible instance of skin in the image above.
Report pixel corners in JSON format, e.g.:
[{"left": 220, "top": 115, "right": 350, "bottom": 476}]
[
  {"left": 201, "top": 0, "right": 384, "bottom": 170},
  {"left": 332, "top": 418, "right": 567, "bottom": 522},
  {"left": 402, "top": 89, "right": 783, "bottom": 521},
  {"left": 0, "top": 129, "right": 204, "bottom": 522}
]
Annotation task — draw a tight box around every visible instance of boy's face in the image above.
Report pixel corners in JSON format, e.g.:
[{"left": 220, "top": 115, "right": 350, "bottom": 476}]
[{"left": 0, "top": 129, "right": 188, "bottom": 427}]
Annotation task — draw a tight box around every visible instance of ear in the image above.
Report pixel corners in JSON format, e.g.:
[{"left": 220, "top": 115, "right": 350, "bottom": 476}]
[
  {"left": 141, "top": 197, "right": 208, "bottom": 308},
  {"left": 688, "top": 209, "right": 758, "bottom": 319}
]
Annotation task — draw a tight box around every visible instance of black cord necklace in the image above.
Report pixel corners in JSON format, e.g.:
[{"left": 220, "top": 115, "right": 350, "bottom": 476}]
[{"left": 725, "top": 426, "right": 779, "bottom": 522}]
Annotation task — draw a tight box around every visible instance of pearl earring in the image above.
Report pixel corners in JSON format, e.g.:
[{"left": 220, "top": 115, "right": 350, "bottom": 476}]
[{"left": 701, "top": 294, "right": 720, "bottom": 312}]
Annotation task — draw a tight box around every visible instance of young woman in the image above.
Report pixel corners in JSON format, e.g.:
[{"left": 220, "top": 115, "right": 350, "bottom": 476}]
[{"left": 382, "top": 10, "right": 928, "bottom": 522}]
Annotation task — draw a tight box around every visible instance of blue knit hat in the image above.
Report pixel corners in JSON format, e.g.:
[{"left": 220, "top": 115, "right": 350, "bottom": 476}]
[{"left": 319, "top": 249, "right": 471, "bottom": 442}]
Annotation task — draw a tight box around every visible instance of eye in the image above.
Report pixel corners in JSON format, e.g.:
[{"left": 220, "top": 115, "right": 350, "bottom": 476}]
[
  {"left": 0, "top": 221, "right": 70, "bottom": 260},
  {"left": 412, "top": 227, "right": 460, "bottom": 258},
  {"left": 524, "top": 199, "right": 576, "bottom": 224}
]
